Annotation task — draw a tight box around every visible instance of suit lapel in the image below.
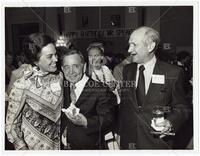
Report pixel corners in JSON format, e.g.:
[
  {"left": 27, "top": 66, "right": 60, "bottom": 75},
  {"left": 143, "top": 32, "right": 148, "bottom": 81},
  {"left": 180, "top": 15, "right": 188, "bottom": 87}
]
[
  {"left": 63, "top": 79, "right": 91, "bottom": 108},
  {"left": 145, "top": 60, "right": 165, "bottom": 102},
  {"left": 63, "top": 81, "right": 71, "bottom": 108},
  {"left": 126, "top": 63, "right": 137, "bottom": 91},
  {"left": 126, "top": 63, "right": 138, "bottom": 109},
  {"left": 75, "top": 79, "right": 91, "bottom": 107},
  {"left": 127, "top": 63, "right": 137, "bottom": 82}
]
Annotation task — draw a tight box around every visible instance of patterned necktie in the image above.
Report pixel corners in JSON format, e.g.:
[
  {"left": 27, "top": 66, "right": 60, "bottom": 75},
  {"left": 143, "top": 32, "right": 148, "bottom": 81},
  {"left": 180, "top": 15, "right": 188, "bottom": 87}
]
[
  {"left": 136, "top": 65, "right": 145, "bottom": 108},
  {"left": 70, "top": 83, "right": 76, "bottom": 105}
]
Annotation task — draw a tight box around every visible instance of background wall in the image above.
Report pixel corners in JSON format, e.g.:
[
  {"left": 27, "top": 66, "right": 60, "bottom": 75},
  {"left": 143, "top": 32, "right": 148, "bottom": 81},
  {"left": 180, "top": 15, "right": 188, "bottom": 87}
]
[
  {"left": 5, "top": 8, "right": 45, "bottom": 54},
  {"left": 160, "top": 6, "right": 193, "bottom": 54},
  {"left": 5, "top": 6, "right": 193, "bottom": 57}
]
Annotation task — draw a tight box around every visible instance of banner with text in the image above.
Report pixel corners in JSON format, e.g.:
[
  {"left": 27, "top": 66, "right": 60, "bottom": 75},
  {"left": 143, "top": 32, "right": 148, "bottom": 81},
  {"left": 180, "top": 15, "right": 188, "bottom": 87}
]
[{"left": 63, "top": 28, "right": 134, "bottom": 39}]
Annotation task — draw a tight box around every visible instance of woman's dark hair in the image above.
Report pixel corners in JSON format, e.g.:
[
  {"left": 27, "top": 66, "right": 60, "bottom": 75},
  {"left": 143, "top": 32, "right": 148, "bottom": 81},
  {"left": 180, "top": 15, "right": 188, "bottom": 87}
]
[{"left": 22, "top": 33, "right": 54, "bottom": 65}]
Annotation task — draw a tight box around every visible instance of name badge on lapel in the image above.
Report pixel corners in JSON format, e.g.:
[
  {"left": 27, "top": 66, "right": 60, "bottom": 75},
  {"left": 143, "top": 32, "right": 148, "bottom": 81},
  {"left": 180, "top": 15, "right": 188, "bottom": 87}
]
[
  {"left": 50, "top": 82, "right": 61, "bottom": 92},
  {"left": 152, "top": 74, "right": 165, "bottom": 84}
]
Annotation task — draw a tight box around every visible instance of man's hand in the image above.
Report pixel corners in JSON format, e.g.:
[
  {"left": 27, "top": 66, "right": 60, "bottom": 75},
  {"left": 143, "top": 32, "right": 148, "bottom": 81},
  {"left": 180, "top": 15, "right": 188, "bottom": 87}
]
[{"left": 65, "top": 112, "right": 87, "bottom": 127}]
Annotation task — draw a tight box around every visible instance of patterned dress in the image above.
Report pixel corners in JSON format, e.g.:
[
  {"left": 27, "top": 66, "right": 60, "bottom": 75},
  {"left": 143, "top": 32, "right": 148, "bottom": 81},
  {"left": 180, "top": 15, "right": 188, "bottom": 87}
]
[{"left": 5, "top": 68, "right": 63, "bottom": 150}]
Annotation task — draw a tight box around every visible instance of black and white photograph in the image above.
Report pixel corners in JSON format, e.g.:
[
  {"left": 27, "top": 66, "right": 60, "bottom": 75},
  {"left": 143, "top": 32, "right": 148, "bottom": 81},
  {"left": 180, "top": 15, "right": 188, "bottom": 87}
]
[{"left": 0, "top": 0, "right": 199, "bottom": 155}]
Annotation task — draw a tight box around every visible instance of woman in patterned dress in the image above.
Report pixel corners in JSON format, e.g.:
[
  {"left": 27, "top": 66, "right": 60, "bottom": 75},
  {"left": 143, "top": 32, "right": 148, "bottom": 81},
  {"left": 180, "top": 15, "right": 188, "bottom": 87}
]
[{"left": 5, "top": 33, "right": 63, "bottom": 150}]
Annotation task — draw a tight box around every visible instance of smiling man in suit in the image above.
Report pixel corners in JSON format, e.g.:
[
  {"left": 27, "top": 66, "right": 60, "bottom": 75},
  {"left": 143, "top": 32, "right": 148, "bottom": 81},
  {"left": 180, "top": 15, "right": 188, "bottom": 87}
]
[
  {"left": 60, "top": 49, "right": 116, "bottom": 150},
  {"left": 119, "top": 26, "right": 191, "bottom": 149}
]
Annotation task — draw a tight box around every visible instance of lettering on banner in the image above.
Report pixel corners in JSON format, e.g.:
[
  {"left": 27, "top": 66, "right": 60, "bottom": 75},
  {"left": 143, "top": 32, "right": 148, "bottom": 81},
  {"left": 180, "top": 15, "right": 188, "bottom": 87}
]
[{"left": 63, "top": 28, "right": 134, "bottom": 38}]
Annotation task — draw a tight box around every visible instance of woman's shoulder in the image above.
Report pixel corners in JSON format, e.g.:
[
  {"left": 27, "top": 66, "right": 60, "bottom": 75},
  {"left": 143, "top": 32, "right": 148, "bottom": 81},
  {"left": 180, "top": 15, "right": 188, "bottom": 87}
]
[
  {"left": 102, "top": 65, "right": 112, "bottom": 72},
  {"left": 102, "top": 65, "right": 114, "bottom": 75},
  {"left": 8, "top": 75, "right": 30, "bottom": 99},
  {"left": 11, "top": 77, "right": 29, "bottom": 90}
]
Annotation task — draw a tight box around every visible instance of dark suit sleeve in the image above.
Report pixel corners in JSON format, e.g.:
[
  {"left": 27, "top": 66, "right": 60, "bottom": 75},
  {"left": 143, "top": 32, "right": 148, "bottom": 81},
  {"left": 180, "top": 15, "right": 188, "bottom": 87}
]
[
  {"left": 167, "top": 68, "right": 191, "bottom": 132},
  {"left": 86, "top": 87, "right": 116, "bottom": 134}
]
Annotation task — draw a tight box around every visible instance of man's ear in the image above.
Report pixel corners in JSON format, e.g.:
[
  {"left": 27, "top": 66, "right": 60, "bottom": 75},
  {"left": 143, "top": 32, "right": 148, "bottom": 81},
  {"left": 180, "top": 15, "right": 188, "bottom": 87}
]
[{"left": 148, "top": 42, "right": 156, "bottom": 53}]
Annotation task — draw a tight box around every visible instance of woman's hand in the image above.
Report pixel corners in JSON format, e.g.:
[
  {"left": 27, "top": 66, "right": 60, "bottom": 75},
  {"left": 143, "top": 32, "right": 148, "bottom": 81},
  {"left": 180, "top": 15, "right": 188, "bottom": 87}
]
[{"left": 89, "top": 56, "right": 103, "bottom": 68}]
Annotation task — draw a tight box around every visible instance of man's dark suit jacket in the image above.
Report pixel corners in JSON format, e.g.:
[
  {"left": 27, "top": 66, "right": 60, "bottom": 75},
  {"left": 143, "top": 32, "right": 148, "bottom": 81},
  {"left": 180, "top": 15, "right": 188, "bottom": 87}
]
[
  {"left": 61, "top": 78, "right": 116, "bottom": 150},
  {"left": 120, "top": 59, "right": 191, "bottom": 149}
]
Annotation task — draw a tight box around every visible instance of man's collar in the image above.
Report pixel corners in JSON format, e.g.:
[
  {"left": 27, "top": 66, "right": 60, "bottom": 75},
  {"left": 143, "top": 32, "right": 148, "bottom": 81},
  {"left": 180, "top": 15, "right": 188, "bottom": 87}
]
[
  {"left": 138, "top": 55, "right": 157, "bottom": 69},
  {"left": 74, "top": 74, "right": 89, "bottom": 87}
]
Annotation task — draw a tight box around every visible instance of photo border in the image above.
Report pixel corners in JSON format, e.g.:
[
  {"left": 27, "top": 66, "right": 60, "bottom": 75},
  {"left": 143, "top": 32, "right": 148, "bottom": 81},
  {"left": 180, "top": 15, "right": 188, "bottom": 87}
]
[{"left": 0, "top": 0, "right": 199, "bottom": 156}]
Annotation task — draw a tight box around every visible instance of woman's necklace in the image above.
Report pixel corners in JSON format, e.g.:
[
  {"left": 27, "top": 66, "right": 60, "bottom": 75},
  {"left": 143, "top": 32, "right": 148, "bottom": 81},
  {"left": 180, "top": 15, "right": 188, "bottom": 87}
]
[{"left": 92, "top": 67, "right": 106, "bottom": 83}]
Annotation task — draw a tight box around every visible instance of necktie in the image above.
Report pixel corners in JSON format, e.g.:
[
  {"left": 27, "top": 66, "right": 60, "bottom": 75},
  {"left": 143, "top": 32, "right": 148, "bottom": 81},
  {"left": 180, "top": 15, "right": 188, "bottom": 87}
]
[
  {"left": 70, "top": 83, "right": 77, "bottom": 105},
  {"left": 136, "top": 65, "right": 145, "bottom": 108}
]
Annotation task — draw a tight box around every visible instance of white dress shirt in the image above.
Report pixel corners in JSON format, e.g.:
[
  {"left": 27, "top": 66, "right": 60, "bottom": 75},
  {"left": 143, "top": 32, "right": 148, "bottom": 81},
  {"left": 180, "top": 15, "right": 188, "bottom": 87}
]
[
  {"left": 136, "top": 56, "right": 157, "bottom": 94},
  {"left": 74, "top": 74, "right": 89, "bottom": 101}
]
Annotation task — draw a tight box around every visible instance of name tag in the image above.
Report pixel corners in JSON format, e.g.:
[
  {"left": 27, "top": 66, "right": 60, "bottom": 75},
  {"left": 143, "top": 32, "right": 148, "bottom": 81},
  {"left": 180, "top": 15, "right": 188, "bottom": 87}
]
[
  {"left": 152, "top": 74, "right": 165, "bottom": 84},
  {"left": 50, "top": 82, "right": 61, "bottom": 92}
]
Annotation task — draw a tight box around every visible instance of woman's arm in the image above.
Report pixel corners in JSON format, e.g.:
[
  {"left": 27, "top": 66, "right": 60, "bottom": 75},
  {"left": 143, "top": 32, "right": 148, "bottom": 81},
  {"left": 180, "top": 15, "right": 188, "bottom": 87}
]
[{"left": 5, "top": 77, "right": 28, "bottom": 150}]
